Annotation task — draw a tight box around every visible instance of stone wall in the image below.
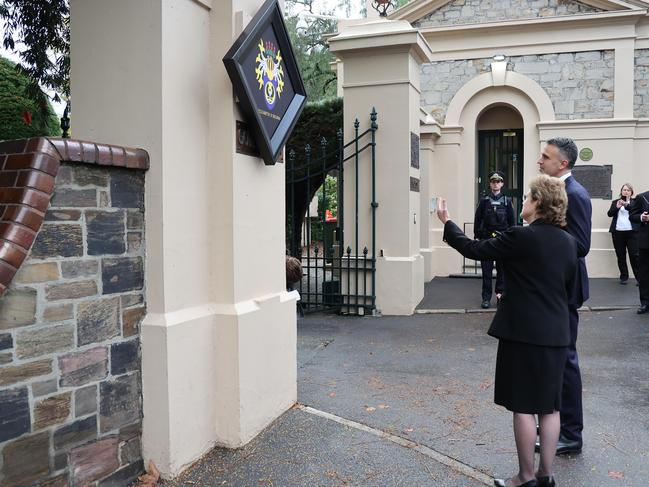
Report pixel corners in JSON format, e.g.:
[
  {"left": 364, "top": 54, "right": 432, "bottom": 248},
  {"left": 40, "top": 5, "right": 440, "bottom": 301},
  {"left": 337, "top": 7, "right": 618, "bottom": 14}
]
[
  {"left": 0, "top": 162, "right": 146, "bottom": 486},
  {"left": 413, "top": 0, "right": 602, "bottom": 28},
  {"left": 420, "top": 51, "right": 615, "bottom": 122},
  {"left": 635, "top": 49, "right": 649, "bottom": 118}
]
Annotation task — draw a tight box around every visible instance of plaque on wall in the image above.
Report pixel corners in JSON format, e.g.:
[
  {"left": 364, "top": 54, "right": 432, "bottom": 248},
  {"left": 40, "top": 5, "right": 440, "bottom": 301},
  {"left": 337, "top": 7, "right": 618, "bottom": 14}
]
[
  {"left": 579, "top": 147, "right": 593, "bottom": 162},
  {"left": 571, "top": 164, "right": 612, "bottom": 199},
  {"left": 410, "top": 132, "right": 420, "bottom": 169},
  {"left": 410, "top": 176, "right": 420, "bottom": 192},
  {"left": 223, "top": 0, "right": 307, "bottom": 165},
  {"left": 236, "top": 120, "right": 260, "bottom": 157}
]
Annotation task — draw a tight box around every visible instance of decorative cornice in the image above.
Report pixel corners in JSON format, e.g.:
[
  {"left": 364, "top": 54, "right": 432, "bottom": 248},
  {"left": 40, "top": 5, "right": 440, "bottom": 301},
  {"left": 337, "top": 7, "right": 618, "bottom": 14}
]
[
  {"left": 417, "top": 9, "right": 645, "bottom": 35},
  {"left": 0, "top": 137, "right": 149, "bottom": 294}
]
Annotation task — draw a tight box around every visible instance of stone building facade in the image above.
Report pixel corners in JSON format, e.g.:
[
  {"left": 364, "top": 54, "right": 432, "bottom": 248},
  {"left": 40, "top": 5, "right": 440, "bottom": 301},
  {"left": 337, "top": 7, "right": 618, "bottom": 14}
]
[
  {"left": 0, "top": 139, "right": 147, "bottom": 486},
  {"left": 415, "top": 0, "right": 600, "bottom": 27},
  {"left": 421, "top": 51, "right": 616, "bottom": 122},
  {"left": 388, "top": 0, "right": 649, "bottom": 278}
]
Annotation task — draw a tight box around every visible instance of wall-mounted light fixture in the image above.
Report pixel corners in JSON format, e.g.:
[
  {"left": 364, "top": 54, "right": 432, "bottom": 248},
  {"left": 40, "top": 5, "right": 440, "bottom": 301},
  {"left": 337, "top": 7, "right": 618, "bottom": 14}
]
[
  {"left": 490, "top": 54, "right": 508, "bottom": 86},
  {"left": 371, "top": 0, "right": 397, "bottom": 17}
]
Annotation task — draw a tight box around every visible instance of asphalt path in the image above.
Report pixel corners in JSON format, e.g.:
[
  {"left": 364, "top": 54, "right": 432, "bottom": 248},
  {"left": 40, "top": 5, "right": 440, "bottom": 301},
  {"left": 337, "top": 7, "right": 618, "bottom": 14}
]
[{"left": 166, "top": 279, "right": 649, "bottom": 486}]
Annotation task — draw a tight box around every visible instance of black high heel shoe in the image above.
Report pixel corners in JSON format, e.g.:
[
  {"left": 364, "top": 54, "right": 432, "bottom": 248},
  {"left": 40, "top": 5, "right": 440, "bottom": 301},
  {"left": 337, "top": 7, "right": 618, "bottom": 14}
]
[
  {"left": 536, "top": 475, "right": 555, "bottom": 487},
  {"left": 494, "top": 478, "right": 538, "bottom": 487}
]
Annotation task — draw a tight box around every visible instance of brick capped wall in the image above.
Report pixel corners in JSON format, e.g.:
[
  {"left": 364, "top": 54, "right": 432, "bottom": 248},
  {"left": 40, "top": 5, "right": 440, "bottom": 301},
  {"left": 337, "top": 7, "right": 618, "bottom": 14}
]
[{"left": 0, "top": 140, "right": 148, "bottom": 487}]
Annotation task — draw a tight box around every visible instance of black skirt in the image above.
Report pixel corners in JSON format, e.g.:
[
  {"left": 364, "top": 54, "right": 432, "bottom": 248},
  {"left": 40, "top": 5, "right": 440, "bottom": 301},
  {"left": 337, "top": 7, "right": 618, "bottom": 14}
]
[{"left": 494, "top": 339, "right": 568, "bottom": 414}]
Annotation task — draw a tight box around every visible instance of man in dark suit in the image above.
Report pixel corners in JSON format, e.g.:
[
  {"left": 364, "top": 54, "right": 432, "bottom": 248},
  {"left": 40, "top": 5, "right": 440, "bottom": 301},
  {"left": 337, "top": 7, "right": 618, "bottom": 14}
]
[
  {"left": 629, "top": 191, "right": 649, "bottom": 313},
  {"left": 536, "top": 137, "right": 592, "bottom": 455}
]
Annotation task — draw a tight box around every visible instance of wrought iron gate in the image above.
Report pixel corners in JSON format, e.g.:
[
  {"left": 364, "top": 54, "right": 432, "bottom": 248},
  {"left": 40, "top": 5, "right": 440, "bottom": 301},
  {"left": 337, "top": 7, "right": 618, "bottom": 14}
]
[{"left": 286, "top": 109, "right": 377, "bottom": 315}]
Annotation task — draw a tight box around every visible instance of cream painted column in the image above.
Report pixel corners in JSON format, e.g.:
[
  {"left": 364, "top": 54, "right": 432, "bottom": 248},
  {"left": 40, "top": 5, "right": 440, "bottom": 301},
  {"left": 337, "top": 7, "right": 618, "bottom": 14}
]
[
  {"left": 329, "top": 20, "right": 433, "bottom": 315},
  {"left": 71, "top": 0, "right": 297, "bottom": 478},
  {"left": 419, "top": 112, "right": 441, "bottom": 282},
  {"left": 614, "top": 41, "right": 635, "bottom": 119}
]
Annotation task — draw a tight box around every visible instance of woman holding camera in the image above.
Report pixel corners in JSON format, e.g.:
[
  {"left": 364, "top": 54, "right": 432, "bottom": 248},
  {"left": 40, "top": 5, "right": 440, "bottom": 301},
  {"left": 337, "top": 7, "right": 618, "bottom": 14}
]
[
  {"left": 607, "top": 183, "right": 640, "bottom": 284},
  {"left": 436, "top": 175, "right": 577, "bottom": 487}
]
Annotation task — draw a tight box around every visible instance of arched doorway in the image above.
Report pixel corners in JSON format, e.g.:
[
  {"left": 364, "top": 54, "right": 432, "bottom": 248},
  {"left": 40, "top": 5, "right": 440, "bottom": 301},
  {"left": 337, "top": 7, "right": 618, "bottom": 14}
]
[{"left": 476, "top": 104, "right": 524, "bottom": 223}]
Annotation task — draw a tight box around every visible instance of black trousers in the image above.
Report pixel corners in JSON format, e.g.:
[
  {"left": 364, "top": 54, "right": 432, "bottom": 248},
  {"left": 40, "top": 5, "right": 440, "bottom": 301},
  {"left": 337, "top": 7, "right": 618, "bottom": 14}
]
[
  {"left": 480, "top": 259, "right": 504, "bottom": 301},
  {"left": 611, "top": 231, "right": 639, "bottom": 280},
  {"left": 560, "top": 306, "right": 583, "bottom": 442},
  {"left": 638, "top": 248, "right": 649, "bottom": 306}
]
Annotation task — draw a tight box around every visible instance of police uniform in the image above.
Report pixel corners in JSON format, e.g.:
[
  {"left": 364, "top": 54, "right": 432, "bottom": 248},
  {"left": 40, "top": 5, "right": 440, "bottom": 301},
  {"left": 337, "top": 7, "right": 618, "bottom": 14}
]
[{"left": 474, "top": 172, "right": 516, "bottom": 308}]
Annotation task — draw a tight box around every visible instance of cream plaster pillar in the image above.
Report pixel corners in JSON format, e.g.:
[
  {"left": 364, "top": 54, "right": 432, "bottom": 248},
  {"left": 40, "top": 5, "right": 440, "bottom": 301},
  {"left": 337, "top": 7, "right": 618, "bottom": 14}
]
[
  {"left": 329, "top": 20, "right": 433, "bottom": 315},
  {"left": 71, "top": 0, "right": 297, "bottom": 478},
  {"left": 419, "top": 112, "right": 441, "bottom": 282}
]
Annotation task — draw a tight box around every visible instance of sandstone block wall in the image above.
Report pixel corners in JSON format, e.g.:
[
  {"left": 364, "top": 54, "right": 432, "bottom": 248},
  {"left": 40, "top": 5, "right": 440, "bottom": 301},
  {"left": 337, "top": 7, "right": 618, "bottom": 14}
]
[
  {"left": 414, "top": 0, "right": 601, "bottom": 28},
  {"left": 0, "top": 163, "right": 146, "bottom": 486},
  {"left": 420, "top": 51, "right": 615, "bottom": 122},
  {"left": 635, "top": 49, "right": 649, "bottom": 118}
]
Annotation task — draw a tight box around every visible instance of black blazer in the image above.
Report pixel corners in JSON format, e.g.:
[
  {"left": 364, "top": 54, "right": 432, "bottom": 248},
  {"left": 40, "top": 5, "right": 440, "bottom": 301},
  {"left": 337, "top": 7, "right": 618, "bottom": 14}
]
[
  {"left": 564, "top": 176, "right": 591, "bottom": 308},
  {"left": 443, "top": 220, "right": 578, "bottom": 347},
  {"left": 630, "top": 191, "right": 649, "bottom": 250},
  {"left": 607, "top": 198, "right": 639, "bottom": 233}
]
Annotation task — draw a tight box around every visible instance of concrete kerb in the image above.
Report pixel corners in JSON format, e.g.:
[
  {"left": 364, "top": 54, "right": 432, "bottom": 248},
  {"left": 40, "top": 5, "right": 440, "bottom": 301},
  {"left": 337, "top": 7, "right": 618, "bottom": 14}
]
[{"left": 296, "top": 404, "right": 493, "bottom": 486}]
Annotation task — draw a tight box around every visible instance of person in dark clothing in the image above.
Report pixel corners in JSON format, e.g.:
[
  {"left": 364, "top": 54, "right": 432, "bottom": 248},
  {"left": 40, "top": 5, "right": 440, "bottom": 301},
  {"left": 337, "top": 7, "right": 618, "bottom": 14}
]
[
  {"left": 629, "top": 191, "right": 649, "bottom": 314},
  {"left": 474, "top": 171, "right": 516, "bottom": 309},
  {"left": 437, "top": 174, "right": 577, "bottom": 487},
  {"left": 536, "top": 137, "right": 591, "bottom": 457},
  {"left": 607, "top": 183, "right": 639, "bottom": 284}
]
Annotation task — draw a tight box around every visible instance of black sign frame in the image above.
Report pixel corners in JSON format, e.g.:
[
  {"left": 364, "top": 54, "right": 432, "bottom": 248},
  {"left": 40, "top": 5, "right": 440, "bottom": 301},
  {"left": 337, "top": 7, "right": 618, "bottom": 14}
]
[{"left": 223, "top": 0, "right": 307, "bottom": 165}]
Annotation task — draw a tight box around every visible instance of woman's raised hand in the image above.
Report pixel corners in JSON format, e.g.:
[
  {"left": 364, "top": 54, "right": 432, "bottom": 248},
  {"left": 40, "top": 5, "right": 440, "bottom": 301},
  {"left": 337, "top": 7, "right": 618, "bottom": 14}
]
[{"left": 436, "top": 197, "right": 450, "bottom": 224}]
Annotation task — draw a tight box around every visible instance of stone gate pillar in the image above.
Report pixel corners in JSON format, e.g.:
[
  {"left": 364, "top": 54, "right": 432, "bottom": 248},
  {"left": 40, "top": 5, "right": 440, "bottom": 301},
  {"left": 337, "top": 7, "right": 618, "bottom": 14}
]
[
  {"left": 328, "top": 20, "right": 433, "bottom": 315},
  {"left": 71, "top": 0, "right": 297, "bottom": 478}
]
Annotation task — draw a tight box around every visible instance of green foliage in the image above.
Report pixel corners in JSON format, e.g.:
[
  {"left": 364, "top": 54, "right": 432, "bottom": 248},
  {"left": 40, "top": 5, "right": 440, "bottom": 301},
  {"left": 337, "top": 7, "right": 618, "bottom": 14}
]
[
  {"left": 317, "top": 174, "right": 338, "bottom": 218},
  {"left": 0, "top": 56, "right": 61, "bottom": 140},
  {"left": 1, "top": 0, "right": 70, "bottom": 102},
  {"left": 287, "top": 97, "right": 343, "bottom": 156},
  {"left": 284, "top": 14, "right": 337, "bottom": 102}
]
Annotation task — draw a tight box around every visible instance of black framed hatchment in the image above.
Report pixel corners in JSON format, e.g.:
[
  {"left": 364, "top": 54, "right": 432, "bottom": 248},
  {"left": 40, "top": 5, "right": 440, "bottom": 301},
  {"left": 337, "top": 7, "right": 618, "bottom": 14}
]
[{"left": 223, "top": 0, "right": 307, "bottom": 165}]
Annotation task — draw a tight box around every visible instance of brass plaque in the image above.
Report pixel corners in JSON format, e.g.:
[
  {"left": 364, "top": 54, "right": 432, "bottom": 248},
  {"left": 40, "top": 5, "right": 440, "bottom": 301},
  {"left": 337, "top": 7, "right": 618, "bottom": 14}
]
[
  {"left": 410, "top": 176, "right": 420, "bottom": 192},
  {"left": 410, "top": 132, "right": 420, "bottom": 169},
  {"left": 571, "top": 164, "right": 612, "bottom": 199},
  {"left": 236, "top": 120, "right": 260, "bottom": 157}
]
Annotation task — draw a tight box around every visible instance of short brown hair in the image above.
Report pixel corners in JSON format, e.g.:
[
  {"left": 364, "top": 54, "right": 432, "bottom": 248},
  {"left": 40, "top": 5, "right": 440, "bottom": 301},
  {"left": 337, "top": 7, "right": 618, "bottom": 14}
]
[{"left": 528, "top": 174, "right": 568, "bottom": 227}]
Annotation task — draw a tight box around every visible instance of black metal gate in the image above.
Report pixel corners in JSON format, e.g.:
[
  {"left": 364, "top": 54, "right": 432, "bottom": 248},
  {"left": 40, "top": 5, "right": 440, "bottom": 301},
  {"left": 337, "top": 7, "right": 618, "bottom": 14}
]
[{"left": 286, "top": 109, "right": 377, "bottom": 315}]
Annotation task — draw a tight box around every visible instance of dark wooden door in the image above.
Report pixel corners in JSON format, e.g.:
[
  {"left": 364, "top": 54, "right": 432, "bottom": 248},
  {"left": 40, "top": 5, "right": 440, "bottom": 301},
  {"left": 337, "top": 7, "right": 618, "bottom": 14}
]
[{"left": 477, "top": 129, "right": 524, "bottom": 224}]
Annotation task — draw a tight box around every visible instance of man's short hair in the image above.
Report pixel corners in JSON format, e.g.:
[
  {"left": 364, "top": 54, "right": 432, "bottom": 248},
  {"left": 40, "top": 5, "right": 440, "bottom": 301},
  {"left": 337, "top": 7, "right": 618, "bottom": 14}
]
[{"left": 547, "top": 137, "right": 578, "bottom": 169}]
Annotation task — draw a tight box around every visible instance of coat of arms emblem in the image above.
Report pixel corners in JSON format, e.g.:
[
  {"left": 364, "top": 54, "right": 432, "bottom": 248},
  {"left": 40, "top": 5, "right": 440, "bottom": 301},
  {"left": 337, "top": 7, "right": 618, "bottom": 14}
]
[{"left": 255, "top": 38, "right": 285, "bottom": 110}]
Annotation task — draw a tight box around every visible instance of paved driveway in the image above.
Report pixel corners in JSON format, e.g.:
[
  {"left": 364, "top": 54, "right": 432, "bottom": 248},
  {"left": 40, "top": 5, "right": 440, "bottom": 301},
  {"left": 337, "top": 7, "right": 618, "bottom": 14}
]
[{"left": 166, "top": 279, "right": 648, "bottom": 486}]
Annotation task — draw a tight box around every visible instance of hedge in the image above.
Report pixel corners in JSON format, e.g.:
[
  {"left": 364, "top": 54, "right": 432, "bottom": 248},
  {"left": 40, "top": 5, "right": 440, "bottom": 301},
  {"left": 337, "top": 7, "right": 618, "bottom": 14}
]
[{"left": 0, "top": 56, "right": 61, "bottom": 141}]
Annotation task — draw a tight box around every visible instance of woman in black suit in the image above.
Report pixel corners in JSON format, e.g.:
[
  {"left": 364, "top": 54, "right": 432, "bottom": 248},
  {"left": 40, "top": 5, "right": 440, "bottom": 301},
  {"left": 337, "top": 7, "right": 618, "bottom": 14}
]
[
  {"left": 436, "top": 175, "right": 577, "bottom": 487},
  {"left": 607, "top": 183, "right": 639, "bottom": 284}
]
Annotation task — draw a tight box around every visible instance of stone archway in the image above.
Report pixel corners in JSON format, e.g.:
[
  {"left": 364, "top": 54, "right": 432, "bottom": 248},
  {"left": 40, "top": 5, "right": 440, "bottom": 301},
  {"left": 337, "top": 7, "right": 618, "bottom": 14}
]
[{"left": 445, "top": 70, "right": 555, "bottom": 214}]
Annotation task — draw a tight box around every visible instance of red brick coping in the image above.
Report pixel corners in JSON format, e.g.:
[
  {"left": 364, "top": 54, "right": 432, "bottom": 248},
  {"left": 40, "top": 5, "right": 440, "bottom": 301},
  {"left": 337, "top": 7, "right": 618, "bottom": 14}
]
[{"left": 0, "top": 137, "right": 150, "bottom": 294}]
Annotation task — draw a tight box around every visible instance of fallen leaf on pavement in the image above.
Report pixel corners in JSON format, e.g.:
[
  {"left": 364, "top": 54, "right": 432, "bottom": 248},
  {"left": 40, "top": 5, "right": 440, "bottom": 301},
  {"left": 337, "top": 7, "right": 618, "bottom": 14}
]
[
  {"left": 329, "top": 392, "right": 337, "bottom": 397},
  {"left": 365, "top": 406, "right": 376, "bottom": 412},
  {"left": 135, "top": 460, "right": 160, "bottom": 486},
  {"left": 377, "top": 404, "right": 390, "bottom": 409},
  {"left": 608, "top": 471, "right": 624, "bottom": 479}
]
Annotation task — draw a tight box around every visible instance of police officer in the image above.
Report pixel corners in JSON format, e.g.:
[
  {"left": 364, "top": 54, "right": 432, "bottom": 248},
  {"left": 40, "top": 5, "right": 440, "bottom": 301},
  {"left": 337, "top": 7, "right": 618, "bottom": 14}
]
[{"left": 474, "top": 171, "right": 516, "bottom": 309}]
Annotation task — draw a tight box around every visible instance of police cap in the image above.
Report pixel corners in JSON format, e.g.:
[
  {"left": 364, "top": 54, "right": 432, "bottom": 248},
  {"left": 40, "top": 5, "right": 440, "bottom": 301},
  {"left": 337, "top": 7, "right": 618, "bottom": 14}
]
[{"left": 489, "top": 171, "right": 505, "bottom": 182}]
